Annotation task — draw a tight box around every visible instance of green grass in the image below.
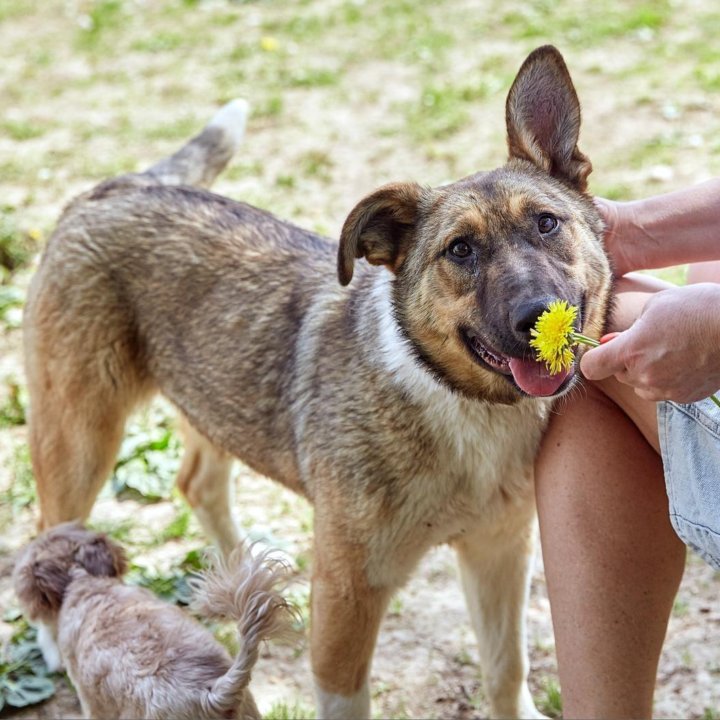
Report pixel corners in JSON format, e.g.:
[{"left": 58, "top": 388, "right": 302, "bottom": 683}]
[
  {"left": 537, "top": 677, "right": 563, "bottom": 718},
  {"left": 0, "top": 379, "right": 26, "bottom": 428},
  {"left": 143, "top": 116, "right": 204, "bottom": 142},
  {"left": 626, "top": 134, "right": 682, "bottom": 170},
  {"left": 405, "top": 82, "right": 493, "bottom": 142},
  {"left": 672, "top": 596, "right": 690, "bottom": 617},
  {"left": 265, "top": 700, "right": 316, "bottom": 720},
  {"left": 131, "top": 31, "right": 187, "bottom": 53},
  {"left": 0, "top": 120, "right": 46, "bottom": 141},
  {"left": 75, "top": 0, "right": 126, "bottom": 51},
  {"left": 126, "top": 547, "right": 206, "bottom": 606},
  {"left": 298, "top": 149, "right": 334, "bottom": 180},
  {"left": 0, "top": 206, "right": 38, "bottom": 274},
  {"left": 0, "top": 446, "right": 36, "bottom": 522},
  {"left": 503, "top": 0, "right": 670, "bottom": 45}
]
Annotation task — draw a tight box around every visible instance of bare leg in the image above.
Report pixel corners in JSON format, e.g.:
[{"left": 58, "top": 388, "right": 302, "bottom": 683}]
[
  {"left": 687, "top": 259, "right": 720, "bottom": 284},
  {"left": 535, "top": 274, "right": 686, "bottom": 718},
  {"left": 176, "top": 417, "right": 239, "bottom": 556},
  {"left": 454, "top": 515, "right": 543, "bottom": 719}
]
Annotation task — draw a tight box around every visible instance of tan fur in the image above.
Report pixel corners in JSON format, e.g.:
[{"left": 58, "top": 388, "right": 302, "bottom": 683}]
[
  {"left": 23, "top": 46, "right": 612, "bottom": 718},
  {"left": 13, "top": 524, "right": 296, "bottom": 720}
]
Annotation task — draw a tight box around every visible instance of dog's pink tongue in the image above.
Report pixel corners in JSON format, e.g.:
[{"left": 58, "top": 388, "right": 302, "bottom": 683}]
[{"left": 508, "top": 358, "right": 571, "bottom": 397}]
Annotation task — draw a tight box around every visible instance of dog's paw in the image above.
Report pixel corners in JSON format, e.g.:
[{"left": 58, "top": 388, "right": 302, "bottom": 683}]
[
  {"left": 36, "top": 624, "right": 64, "bottom": 673},
  {"left": 491, "top": 686, "right": 550, "bottom": 720}
]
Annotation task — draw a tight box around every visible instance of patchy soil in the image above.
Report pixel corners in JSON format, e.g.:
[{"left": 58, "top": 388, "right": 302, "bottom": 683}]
[{"left": 2, "top": 0, "right": 720, "bottom": 718}]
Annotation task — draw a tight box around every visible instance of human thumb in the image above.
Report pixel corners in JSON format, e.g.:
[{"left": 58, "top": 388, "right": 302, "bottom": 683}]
[{"left": 580, "top": 332, "right": 626, "bottom": 381}]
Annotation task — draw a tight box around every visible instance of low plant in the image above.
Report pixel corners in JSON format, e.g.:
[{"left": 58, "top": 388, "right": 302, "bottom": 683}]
[{"left": 0, "top": 611, "right": 56, "bottom": 712}]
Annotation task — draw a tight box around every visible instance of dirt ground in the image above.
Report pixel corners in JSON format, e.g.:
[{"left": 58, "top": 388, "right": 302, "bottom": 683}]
[{"left": 2, "top": 1, "right": 720, "bottom": 718}]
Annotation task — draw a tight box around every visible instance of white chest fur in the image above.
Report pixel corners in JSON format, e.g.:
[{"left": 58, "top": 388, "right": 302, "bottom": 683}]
[{"left": 367, "top": 272, "right": 551, "bottom": 584}]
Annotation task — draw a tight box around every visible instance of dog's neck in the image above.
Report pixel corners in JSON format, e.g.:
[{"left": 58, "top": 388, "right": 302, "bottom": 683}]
[{"left": 368, "top": 269, "right": 453, "bottom": 402}]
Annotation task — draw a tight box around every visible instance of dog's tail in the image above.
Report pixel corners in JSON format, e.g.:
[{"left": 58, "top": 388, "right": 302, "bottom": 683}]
[
  {"left": 190, "top": 544, "right": 298, "bottom": 716},
  {"left": 143, "top": 98, "right": 249, "bottom": 188}
]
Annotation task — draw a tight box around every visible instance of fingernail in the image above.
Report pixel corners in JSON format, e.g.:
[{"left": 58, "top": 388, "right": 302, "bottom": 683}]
[{"left": 600, "top": 332, "right": 620, "bottom": 344}]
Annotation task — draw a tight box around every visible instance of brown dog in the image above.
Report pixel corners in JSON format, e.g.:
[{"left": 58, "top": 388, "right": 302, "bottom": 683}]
[
  {"left": 13, "top": 523, "right": 295, "bottom": 720},
  {"left": 23, "top": 46, "right": 611, "bottom": 718}
]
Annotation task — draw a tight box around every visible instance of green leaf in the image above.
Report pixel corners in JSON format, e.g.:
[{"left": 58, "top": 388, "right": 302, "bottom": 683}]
[
  {"left": 2, "top": 607, "right": 22, "bottom": 622},
  {"left": 3, "top": 675, "right": 55, "bottom": 708}
]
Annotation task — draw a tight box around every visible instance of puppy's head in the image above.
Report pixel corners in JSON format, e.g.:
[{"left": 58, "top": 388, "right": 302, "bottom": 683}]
[
  {"left": 13, "top": 522, "right": 127, "bottom": 622},
  {"left": 338, "top": 46, "right": 612, "bottom": 404}
]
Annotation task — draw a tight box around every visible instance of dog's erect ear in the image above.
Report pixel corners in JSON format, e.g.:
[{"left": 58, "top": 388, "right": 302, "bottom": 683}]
[
  {"left": 75, "top": 535, "right": 128, "bottom": 578},
  {"left": 338, "top": 182, "right": 425, "bottom": 286},
  {"left": 505, "top": 45, "right": 592, "bottom": 191},
  {"left": 14, "top": 556, "right": 71, "bottom": 622}
]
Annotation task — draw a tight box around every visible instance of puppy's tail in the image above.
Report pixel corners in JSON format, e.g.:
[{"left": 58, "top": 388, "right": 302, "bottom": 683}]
[
  {"left": 143, "top": 98, "right": 249, "bottom": 188},
  {"left": 190, "top": 544, "right": 298, "bottom": 716}
]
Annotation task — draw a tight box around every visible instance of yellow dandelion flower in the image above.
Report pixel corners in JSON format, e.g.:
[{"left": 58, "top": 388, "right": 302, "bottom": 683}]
[
  {"left": 530, "top": 304, "right": 720, "bottom": 407},
  {"left": 260, "top": 36, "right": 279, "bottom": 52},
  {"left": 530, "top": 300, "right": 578, "bottom": 374}
]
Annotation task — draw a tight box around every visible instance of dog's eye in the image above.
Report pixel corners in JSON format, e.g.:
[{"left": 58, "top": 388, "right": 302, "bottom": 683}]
[
  {"left": 538, "top": 214, "right": 559, "bottom": 234},
  {"left": 448, "top": 239, "right": 473, "bottom": 260}
]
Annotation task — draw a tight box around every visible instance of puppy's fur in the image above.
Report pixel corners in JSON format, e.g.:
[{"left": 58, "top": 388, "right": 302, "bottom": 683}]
[
  {"left": 13, "top": 523, "right": 295, "bottom": 720},
  {"left": 24, "top": 47, "right": 612, "bottom": 718}
]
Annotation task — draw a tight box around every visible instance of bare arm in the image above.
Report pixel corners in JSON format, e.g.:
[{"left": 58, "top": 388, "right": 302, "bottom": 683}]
[{"left": 597, "top": 178, "right": 720, "bottom": 276}]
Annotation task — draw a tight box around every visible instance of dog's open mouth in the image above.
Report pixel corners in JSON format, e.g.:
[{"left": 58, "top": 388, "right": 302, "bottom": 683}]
[
  {"left": 462, "top": 329, "right": 575, "bottom": 397},
  {"left": 464, "top": 330, "right": 512, "bottom": 375}
]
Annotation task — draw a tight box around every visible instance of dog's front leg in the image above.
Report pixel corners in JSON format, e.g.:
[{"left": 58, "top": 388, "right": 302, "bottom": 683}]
[
  {"left": 310, "top": 529, "right": 392, "bottom": 720},
  {"left": 36, "top": 622, "right": 63, "bottom": 673},
  {"left": 453, "top": 520, "right": 546, "bottom": 719}
]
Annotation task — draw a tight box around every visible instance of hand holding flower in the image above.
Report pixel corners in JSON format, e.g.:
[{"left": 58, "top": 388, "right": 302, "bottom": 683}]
[{"left": 580, "top": 284, "right": 720, "bottom": 405}]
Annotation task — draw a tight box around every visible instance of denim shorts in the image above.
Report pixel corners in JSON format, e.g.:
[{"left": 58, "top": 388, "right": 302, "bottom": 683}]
[{"left": 658, "top": 398, "right": 720, "bottom": 570}]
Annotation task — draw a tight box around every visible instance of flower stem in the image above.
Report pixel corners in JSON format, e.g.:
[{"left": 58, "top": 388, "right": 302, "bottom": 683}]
[
  {"left": 711, "top": 394, "right": 720, "bottom": 409},
  {"left": 570, "top": 332, "right": 600, "bottom": 348}
]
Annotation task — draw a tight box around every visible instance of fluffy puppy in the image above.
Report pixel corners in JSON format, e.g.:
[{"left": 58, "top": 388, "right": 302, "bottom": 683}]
[{"left": 13, "top": 523, "right": 296, "bottom": 720}]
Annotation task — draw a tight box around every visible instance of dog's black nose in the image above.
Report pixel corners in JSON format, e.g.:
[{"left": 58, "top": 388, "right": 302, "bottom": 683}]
[{"left": 511, "top": 298, "right": 553, "bottom": 340}]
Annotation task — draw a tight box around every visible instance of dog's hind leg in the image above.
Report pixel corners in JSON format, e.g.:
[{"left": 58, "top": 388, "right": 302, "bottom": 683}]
[
  {"left": 25, "top": 330, "right": 151, "bottom": 530},
  {"left": 453, "top": 519, "right": 546, "bottom": 719},
  {"left": 175, "top": 417, "right": 239, "bottom": 556}
]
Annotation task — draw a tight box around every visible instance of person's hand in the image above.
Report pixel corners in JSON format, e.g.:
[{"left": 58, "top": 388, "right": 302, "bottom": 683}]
[
  {"left": 594, "top": 197, "right": 640, "bottom": 277},
  {"left": 580, "top": 283, "right": 720, "bottom": 403}
]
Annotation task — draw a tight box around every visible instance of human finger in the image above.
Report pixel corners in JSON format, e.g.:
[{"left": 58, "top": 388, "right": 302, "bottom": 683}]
[{"left": 579, "top": 334, "right": 628, "bottom": 381}]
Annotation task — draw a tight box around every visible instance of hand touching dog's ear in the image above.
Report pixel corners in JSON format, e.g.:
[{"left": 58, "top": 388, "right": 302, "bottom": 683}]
[
  {"left": 338, "top": 182, "right": 427, "bottom": 285},
  {"left": 505, "top": 44, "right": 592, "bottom": 192}
]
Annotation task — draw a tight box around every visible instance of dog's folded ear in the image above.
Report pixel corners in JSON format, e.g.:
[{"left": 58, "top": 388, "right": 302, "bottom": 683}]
[
  {"left": 506, "top": 45, "right": 592, "bottom": 191},
  {"left": 75, "top": 535, "right": 128, "bottom": 578},
  {"left": 338, "top": 182, "right": 425, "bottom": 286},
  {"left": 14, "top": 555, "right": 72, "bottom": 621}
]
